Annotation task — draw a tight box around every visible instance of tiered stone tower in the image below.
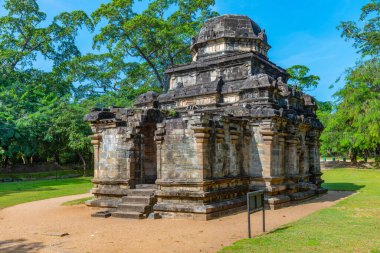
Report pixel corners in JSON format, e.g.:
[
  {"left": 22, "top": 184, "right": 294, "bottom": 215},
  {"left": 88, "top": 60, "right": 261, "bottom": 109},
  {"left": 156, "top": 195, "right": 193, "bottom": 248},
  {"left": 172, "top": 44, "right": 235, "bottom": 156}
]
[{"left": 85, "top": 15, "right": 326, "bottom": 220}]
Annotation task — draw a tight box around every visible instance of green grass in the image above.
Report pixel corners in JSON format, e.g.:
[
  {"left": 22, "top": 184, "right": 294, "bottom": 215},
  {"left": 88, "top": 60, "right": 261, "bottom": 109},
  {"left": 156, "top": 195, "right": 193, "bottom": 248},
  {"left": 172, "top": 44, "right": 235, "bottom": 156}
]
[
  {"left": 0, "top": 169, "right": 83, "bottom": 181},
  {"left": 0, "top": 177, "right": 92, "bottom": 209},
  {"left": 220, "top": 168, "right": 380, "bottom": 253},
  {"left": 62, "top": 197, "right": 92, "bottom": 206}
]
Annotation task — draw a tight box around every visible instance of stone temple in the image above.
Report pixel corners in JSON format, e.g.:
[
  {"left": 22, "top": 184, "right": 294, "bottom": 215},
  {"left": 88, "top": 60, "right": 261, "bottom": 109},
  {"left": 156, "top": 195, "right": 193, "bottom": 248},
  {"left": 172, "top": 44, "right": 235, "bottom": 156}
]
[{"left": 85, "top": 14, "right": 326, "bottom": 220}]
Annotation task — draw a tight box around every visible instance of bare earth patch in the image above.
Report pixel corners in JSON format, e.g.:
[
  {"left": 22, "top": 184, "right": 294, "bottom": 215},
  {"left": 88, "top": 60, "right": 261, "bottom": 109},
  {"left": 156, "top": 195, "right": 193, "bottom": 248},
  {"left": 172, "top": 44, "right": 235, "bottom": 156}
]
[{"left": 0, "top": 191, "right": 353, "bottom": 253}]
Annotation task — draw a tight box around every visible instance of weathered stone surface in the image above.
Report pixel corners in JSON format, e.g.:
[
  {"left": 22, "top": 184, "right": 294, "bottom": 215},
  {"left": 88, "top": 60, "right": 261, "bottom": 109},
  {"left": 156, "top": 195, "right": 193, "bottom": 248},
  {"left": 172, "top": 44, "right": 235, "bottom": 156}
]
[{"left": 84, "top": 14, "right": 326, "bottom": 219}]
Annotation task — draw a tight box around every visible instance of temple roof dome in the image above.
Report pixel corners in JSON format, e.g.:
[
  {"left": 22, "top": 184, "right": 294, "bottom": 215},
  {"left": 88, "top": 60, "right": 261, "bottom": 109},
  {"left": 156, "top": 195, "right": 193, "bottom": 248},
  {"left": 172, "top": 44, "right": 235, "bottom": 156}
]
[
  {"left": 191, "top": 15, "right": 270, "bottom": 60},
  {"left": 193, "top": 15, "right": 267, "bottom": 45}
]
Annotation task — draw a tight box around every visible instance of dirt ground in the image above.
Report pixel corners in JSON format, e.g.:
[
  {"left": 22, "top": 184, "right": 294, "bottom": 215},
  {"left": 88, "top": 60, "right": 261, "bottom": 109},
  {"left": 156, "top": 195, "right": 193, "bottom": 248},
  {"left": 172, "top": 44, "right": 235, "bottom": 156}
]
[{"left": 0, "top": 191, "right": 353, "bottom": 253}]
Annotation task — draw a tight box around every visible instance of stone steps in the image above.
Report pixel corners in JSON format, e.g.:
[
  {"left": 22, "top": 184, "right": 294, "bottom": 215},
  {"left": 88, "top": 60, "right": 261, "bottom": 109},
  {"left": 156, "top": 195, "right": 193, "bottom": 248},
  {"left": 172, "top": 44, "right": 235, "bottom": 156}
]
[
  {"left": 136, "top": 184, "right": 158, "bottom": 189},
  {"left": 117, "top": 203, "right": 153, "bottom": 213},
  {"left": 112, "top": 211, "right": 145, "bottom": 219},
  {"left": 112, "top": 184, "right": 157, "bottom": 219},
  {"left": 125, "top": 189, "right": 156, "bottom": 196},
  {"left": 122, "top": 195, "right": 154, "bottom": 205}
]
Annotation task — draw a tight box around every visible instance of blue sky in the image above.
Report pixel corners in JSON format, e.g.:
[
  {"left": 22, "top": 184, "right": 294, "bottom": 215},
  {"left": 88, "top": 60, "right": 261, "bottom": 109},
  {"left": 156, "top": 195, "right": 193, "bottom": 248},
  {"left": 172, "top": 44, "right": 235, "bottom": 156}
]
[{"left": 0, "top": 0, "right": 368, "bottom": 101}]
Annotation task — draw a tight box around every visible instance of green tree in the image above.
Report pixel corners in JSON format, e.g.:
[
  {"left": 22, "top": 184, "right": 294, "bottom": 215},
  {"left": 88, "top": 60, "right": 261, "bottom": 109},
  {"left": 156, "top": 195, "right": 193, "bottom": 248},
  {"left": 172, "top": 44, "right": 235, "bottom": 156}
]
[
  {"left": 44, "top": 101, "right": 92, "bottom": 175},
  {"left": 74, "top": 0, "right": 218, "bottom": 94},
  {"left": 321, "top": 0, "right": 380, "bottom": 163},
  {"left": 0, "top": 0, "right": 93, "bottom": 77},
  {"left": 0, "top": 0, "right": 93, "bottom": 168},
  {"left": 338, "top": 0, "right": 380, "bottom": 58},
  {"left": 286, "top": 65, "right": 320, "bottom": 92}
]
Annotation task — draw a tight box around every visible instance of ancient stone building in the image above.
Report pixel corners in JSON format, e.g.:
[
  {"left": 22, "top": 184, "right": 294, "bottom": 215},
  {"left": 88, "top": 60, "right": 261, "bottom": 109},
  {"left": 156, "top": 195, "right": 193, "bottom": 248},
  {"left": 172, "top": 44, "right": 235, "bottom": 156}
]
[{"left": 85, "top": 15, "right": 326, "bottom": 220}]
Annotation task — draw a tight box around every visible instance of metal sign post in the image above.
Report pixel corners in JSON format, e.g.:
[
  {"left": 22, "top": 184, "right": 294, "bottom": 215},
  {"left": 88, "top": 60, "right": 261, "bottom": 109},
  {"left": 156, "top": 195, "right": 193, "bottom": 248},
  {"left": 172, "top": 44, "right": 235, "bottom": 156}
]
[{"left": 247, "top": 190, "right": 266, "bottom": 238}]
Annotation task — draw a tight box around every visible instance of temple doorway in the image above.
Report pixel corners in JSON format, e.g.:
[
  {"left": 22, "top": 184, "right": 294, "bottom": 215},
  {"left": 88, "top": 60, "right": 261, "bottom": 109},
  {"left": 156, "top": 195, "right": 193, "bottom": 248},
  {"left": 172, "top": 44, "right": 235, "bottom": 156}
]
[{"left": 135, "top": 122, "right": 158, "bottom": 184}]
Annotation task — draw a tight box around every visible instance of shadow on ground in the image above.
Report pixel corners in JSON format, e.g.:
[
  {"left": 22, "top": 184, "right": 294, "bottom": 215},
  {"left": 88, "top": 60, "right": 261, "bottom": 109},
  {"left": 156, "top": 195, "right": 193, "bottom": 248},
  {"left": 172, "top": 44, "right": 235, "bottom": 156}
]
[
  {"left": 322, "top": 182, "right": 365, "bottom": 191},
  {"left": 292, "top": 188, "right": 357, "bottom": 207},
  {"left": 267, "top": 225, "right": 292, "bottom": 234},
  {"left": 0, "top": 239, "right": 44, "bottom": 253}
]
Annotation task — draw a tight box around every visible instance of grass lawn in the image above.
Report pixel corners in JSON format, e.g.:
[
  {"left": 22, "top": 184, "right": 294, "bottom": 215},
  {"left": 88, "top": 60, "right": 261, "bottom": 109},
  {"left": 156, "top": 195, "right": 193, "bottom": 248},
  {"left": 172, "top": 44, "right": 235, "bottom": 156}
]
[
  {"left": 0, "top": 169, "right": 83, "bottom": 181},
  {"left": 62, "top": 197, "right": 92, "bottom": 206},
  {"left": 220, "top": 168, "right": 380, "bottom": 253},
  {"left": 0, "top": 177, "right": 92, "bottom": 209}
]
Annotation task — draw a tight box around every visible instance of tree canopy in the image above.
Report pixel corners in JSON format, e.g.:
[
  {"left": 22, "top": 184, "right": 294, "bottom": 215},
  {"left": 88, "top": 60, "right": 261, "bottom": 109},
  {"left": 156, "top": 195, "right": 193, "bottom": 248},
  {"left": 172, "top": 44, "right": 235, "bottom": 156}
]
[
  {"left": 320, "top": 0, "right": 380, "bottom": 163},
  {"left": 0, "top": 0, "right": 217, "bottom": 171},
  {"left": 286, "top": 65, "right": 320, "bottom": 92}
]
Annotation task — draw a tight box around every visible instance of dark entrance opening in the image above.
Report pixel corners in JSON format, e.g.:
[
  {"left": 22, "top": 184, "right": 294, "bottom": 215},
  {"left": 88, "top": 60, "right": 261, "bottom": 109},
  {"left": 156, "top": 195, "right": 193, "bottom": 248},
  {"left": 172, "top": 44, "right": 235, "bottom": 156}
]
[{"left": 135, "top": 123, "right": 157, "bottom": 184}]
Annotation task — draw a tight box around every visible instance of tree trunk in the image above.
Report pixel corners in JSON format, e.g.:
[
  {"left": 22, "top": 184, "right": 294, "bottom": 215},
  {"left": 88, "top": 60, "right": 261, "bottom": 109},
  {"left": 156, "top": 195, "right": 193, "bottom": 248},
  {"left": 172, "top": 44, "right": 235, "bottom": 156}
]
[
  {"left": 54, "top": 152, "right": 60, "bottom": 165},
  {"left": 363, "top": 149, "right": 369, "bottom": 163},
  {"left": 3, "top": 156, "right": 9, "bottom": 168},
  {"left": 2, "top": 146, "right": 9, "bottom": 168},
  {"left": 78, "top": 152, "right": 87, "bottom": 176},
  {"left": 349, "top": 150, "right": 357, "bottom": 164},
  {"left": 21, "top": 155, "right": 26, "bottom": 165}
]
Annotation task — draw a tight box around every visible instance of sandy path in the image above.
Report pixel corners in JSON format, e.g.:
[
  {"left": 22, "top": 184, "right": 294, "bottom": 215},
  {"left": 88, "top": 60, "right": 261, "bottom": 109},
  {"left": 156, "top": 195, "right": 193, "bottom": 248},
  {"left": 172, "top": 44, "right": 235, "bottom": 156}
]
[{"left": 0, "top": 191, "right": 352, "bottom": 253}]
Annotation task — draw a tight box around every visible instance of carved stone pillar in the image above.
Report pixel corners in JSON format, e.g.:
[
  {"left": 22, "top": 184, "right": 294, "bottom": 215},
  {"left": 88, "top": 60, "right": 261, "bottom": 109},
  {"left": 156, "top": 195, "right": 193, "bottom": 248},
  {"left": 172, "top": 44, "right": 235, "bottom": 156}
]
[
  {"left": 259, "top": 121, "right": 275, "bottom": 178},
  {"left": 90, "top": 131, "right": 102, "bottom": 179},
  {"left": 229, "top": 128, "right": 240, "bottom": 177},
  {"left": 285, "top": 137, "right": 299, "bottom": 176},
  {"left": 277, "top": 133, "right": 287, "bottom": 177},
  {"left": 242, "top": 126, "right": 252, "bottom": 177},
  {"left": 299, "top": 126, "right": 310, "bottom": 179},
  {"left": 193, "top": 126, "right": 211, "bottom": 179},
  {"left": 154, "top": 123, "right": 166, "bottom": 181}
]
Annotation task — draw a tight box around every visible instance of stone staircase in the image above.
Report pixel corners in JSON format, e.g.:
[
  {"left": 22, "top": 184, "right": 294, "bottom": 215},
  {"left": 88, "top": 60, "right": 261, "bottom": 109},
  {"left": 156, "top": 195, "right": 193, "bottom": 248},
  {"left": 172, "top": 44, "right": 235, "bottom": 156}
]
[{"left": 112, "top": 184, "right": 157, "bottom": 219}]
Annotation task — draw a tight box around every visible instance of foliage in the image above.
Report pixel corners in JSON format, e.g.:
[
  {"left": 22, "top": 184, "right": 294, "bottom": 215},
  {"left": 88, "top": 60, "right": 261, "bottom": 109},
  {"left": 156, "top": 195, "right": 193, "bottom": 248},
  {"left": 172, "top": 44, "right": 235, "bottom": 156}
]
[
  {"left": 0, "top": 0, "right": 93, "bottom": 169},
  {"left": 321, "top": 59, "right": 380, "bottom": 161},
  {"left": 337, "top": 0, "right": 380, "bottom": 58},
  {"left": 88, "top": 0, "right": 217, "bottom": 91},
  {"left": 0, "top": 0, "right": 217, "bottom": 171},
  {"left": 0, "top": 0, "right": 93, "bottom": 76},
  {"left": 220, "top": 169, "right": 380, "bottom": 253},
  {"left": 286, "top": 65, "right": 320, "bottom": 91},
  {"left": 320, "top": 1, "right": 380, "bottom": 162}
]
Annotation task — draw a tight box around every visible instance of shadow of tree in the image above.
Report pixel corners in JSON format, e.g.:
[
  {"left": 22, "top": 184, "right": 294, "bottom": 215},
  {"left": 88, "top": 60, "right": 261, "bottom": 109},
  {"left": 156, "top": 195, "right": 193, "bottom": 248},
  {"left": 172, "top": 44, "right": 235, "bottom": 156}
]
[
  {"left": 0, "top": 239, "right": 44, "bottom": 253},
  {"left": 290, "top": 188, "right": 357, "bottom": 207},
  {"left": 322, "top": 182, "right": 365, "bottom": 191},
  {"left": 267, "top": 225, "right": 292, "bottom": 234}
]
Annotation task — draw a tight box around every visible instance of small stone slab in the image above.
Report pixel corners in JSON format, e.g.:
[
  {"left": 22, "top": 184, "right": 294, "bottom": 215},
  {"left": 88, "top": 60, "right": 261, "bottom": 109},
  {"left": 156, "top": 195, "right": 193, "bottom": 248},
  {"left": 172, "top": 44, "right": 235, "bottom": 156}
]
[
  {"left": 43, "top": 232, "right": 69, "bottom": 237},
  {"left": 147, "top": 212, "right": 161, "bottom": 219},
  {"left": 91, "top": 210, "right": 112, "bottom": 218}
]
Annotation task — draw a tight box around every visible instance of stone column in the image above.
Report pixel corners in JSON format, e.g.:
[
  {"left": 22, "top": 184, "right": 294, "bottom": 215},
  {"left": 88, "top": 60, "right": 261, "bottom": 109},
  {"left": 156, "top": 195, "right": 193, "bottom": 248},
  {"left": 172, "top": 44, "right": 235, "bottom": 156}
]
[
  {"left": 307, "top": 129, "right": 324, "bottom": 188},
  {"left": 242, "top": 125, "right": 252, "bottom": 177},
  {"left": 285, "top": 137, "right": 299, "bottom": 176},
  {"left": 259, "top": 126, "right": 275, "bottom": 178},
  {"left": 154, "top": 123, "right": 166, "bottom": 181},
  {"left": 214, "top": 126, "right": 226, "bottom": 178},
  {"left": 229, "top": 128, "right": 240, "bottom": 177},
  {"left": 90, "top": 131, "right": 102, "bottom": 179},
  {"left": 277, "top": 133, "right": 287, "bottom": 177},
  {"left": 193, "top": 126, "right": 211, "bottom": 179},
  {"left": 299, "top": 126, "right": 310, "bottom": 179},
  {"left": 307, "top": 130, "right": 318, "bottom": 177}
]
